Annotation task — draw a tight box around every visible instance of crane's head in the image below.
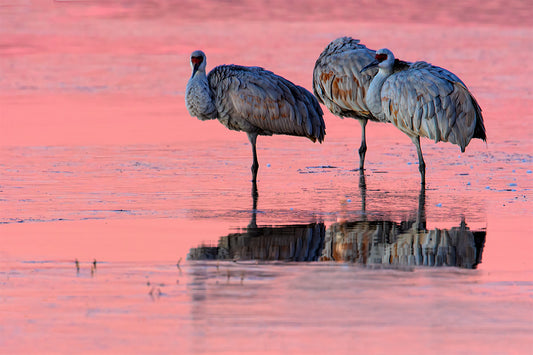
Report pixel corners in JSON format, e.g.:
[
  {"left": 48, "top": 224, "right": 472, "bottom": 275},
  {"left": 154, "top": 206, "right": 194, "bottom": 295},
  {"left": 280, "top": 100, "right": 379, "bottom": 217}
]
[
  {"left": 360, "top": 48, "right": 395, "bottom": 74},
  {"left": 190, "top": 50, "right": 207, "bottom": 77}
]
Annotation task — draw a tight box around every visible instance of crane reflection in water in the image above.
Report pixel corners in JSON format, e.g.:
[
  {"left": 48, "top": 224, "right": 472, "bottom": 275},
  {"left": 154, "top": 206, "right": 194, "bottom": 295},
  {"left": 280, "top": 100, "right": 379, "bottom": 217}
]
[{"left": 188, "top": 178, "right": 485, "bottom": 269}]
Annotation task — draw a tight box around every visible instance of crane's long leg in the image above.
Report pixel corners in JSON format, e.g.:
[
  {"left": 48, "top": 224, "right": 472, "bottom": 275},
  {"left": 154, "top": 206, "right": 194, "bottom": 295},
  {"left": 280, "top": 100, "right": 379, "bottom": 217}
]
[
  {"left": 358, "top": 118, "right": 368, "bottom": 171},
  {"left": 251, "top": 181, "right": 258, "bottom": 210},
  {"left": 411, "top": 136, "right": 426, "bottom": 185},
  {"left": 247, "top": 132, "right": 259, "bottom": 183}
]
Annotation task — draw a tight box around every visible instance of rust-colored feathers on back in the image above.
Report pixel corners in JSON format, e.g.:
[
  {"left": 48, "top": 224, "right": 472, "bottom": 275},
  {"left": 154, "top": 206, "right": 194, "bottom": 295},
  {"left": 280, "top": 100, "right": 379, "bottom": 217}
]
[{"left": 313, "top": 37, "right": 378, "bottom": 121}]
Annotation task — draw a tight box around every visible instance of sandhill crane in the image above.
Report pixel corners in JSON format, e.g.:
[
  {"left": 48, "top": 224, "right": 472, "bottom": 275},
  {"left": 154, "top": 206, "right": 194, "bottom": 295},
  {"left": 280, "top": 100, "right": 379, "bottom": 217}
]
[
  {"left": 361, "top": 48, "right": 486, "bottom": 184},
  {"left": 313, "top": 37, "right": 379, "bottom": 171},
  {"left": 186, "top": 50, "right": 326, "bottom": 183}
]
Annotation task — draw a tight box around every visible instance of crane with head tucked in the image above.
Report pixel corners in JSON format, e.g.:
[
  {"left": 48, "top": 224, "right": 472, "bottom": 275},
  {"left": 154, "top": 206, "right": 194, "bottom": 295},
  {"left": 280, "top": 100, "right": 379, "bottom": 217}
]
[
  {"left": 186, "top": 50, "right": 325, "bottom": 184},
  {"left": 313, "top": 37, "right": 383, "bottom": 171},
  {"left": 361, "top": 48, "right": 486, "bottom": 184}
]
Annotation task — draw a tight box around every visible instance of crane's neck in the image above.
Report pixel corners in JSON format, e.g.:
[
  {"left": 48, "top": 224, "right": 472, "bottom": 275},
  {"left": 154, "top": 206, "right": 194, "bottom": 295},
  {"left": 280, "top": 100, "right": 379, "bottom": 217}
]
[
  {"left": 188, "top": 68, "right": 208, "bottom": 85},
  {"left": 185, "top": 69, "right": 217, "bottom": 120},
  {"left": 366, "top": 68, "right": 392, "bottom": 121}
]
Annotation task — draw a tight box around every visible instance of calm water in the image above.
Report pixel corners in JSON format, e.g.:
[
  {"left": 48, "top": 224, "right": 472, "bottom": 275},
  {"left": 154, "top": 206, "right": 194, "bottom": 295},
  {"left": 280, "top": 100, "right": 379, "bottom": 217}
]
[{"left": 1, "top": 0, "right": 532, "bottom": 354}]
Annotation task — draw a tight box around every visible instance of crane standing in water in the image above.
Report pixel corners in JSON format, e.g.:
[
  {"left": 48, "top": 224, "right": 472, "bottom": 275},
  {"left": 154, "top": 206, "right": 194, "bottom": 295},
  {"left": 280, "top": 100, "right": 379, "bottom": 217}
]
[
  {"left": 186, "top": 50, "right": 325, "bottom": 183},
  {"left": 361, "top": 48, "right": 486, "bottom": 184},
  {"left": 313, "top": 37, "right": 380, "bottom": 171}
]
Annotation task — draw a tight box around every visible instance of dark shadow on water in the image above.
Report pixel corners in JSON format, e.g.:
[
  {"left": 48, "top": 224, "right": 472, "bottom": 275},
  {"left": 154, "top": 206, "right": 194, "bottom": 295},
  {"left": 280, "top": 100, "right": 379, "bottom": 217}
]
[{"left": 188, "top": 182, "right": 486, "bottom": 269}]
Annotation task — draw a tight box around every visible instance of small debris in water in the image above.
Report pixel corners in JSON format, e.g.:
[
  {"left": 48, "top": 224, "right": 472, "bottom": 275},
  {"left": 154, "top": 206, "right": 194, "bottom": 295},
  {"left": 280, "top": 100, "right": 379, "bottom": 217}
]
[
  {"left": 436, "top": 203, "right": 442, "bottom": 207},
  {"left": 176, "top": 257, "right": 182, "bottom": 272},
  {"left": 509, "top": 183, "right": 517, "bottom": 186},
  {"left": 148, "top": 286, "right": 162, "bottom": 299},
  {"left": 266, "top": 163, "right": 271, "bottom": 167},
  {"left": 306, "top": 165, "right": 337, "bottom": 169},
  {"left": 527, "top": 170, "right": 532, "bottom": 174},
  {"left": 467, "top": 182, "right": 471, "bottom": 186}
]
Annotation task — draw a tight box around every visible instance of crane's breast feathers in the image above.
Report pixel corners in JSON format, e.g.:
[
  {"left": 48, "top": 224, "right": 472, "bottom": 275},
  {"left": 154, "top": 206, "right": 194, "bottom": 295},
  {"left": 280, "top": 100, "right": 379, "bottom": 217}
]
[
  {"left": 313, "top": 49, "right": 376, "bottom": 118},
  {"left": 381, "top": 63, "right": 479, "bottom": 148},
  {"left": 208, "top": 65, "right": 325, "bottom": 142}
]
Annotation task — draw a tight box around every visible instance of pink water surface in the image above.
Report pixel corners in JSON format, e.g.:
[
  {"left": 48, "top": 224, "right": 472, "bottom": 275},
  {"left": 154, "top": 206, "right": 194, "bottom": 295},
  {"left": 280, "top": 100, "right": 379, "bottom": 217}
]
[{"left": 1, "top": 0, "right": 532, "bottom": 354}]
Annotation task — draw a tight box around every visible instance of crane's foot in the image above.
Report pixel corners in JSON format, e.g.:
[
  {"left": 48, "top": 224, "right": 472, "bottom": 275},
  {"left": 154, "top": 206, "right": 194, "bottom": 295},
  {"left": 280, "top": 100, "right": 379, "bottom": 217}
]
[
  {"left": 251, "top": 164, "right": 258, "bottom": 183},
  {"left": 358, "top": 145, "right": 367, "bottom": 172},
  {"left": 419, "top": 164, "right": 426, "bottom": 186}
]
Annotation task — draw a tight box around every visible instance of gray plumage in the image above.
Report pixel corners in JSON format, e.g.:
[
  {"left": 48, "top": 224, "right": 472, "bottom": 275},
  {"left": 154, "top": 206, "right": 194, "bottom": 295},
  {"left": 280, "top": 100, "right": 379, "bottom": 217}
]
[
  {"left": 313, "top": 37, "right": 409, "bottom": 170},
  {"left": 186, "top": 50, "right": 325, "bottom": 183},
  {"left": 362, "top": 48, "right": 486, "bottom": 184}
]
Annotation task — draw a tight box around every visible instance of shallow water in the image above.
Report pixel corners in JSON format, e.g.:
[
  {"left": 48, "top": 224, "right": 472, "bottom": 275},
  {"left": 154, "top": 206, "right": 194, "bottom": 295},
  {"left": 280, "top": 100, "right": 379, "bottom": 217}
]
[{"left": 1, "top": 0, "right": 532, "bottom": 354}]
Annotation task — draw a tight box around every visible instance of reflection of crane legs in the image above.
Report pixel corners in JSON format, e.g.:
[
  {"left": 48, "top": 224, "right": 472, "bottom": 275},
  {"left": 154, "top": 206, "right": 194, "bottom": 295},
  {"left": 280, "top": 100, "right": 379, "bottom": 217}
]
[
  {"left": 417, "top": 184, "right": 426, "bottom": 231},
  {"left": 359, "top": 170, "right": 367, "bottom": 219},
  {"left": 358, "top": 118, "right": 368, "bottom": 171},
  {"left": 248, "top": 132, "right": 259, "bottom": 183},
  {"left": 249, "top": 180, "right": 259, "bottom": 229}
]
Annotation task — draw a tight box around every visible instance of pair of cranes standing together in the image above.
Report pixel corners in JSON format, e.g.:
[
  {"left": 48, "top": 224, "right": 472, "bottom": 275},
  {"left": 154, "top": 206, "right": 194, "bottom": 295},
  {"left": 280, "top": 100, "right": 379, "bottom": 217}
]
[{"left": 185, "top": 37, "right": 486, "bottom": 186}]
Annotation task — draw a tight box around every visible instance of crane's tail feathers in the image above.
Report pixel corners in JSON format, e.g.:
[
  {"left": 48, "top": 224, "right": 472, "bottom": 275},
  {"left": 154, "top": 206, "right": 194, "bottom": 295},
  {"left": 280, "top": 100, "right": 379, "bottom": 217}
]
[
  {"left": 307, "top": 133, "right": 325, "bottom": 144},
  {"left": 456, "top": 85, "right": 487, "bottom": 142},
  {"left": 296, "top": 86, "right": 326, "bottom": 144},
  {"left": 471, "top": 95, "right": 486, "bottom": 142}
]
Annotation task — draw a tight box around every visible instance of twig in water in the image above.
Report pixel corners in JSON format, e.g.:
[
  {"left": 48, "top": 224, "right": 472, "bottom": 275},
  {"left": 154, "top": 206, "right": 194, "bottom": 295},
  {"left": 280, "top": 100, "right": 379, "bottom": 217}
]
[{"left": 176, "top": 257, "right": 182, "bottom": 273}]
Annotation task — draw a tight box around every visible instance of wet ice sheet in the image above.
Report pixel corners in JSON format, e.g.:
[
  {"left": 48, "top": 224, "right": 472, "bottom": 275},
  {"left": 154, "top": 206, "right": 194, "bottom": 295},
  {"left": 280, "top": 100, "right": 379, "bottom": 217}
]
[
  {"left": 1, "top": 137, "right": 531, "bottom": 353},
  {"left": 1, "top": 139, "right": 530, "bottom": 225}
]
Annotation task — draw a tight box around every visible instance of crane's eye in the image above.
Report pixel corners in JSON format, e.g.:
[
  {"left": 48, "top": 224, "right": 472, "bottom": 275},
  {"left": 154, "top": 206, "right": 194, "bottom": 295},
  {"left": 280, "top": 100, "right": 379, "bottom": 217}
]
[
  {"left": 191, "top": 56, "right": 203, "bottom": 65},
  {"left": 375, "top": 53, "right": 387, "bottom": 62}
]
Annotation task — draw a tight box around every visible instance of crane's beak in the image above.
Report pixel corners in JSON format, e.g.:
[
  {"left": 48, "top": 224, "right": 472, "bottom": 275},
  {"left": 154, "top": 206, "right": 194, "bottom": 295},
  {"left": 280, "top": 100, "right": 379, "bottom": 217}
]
[
  {"left": 360, "top": 60, "right": 379, "bottom": 73},
  {"left": 191, "top": 62, "right": 200, "bottom": 78}
]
